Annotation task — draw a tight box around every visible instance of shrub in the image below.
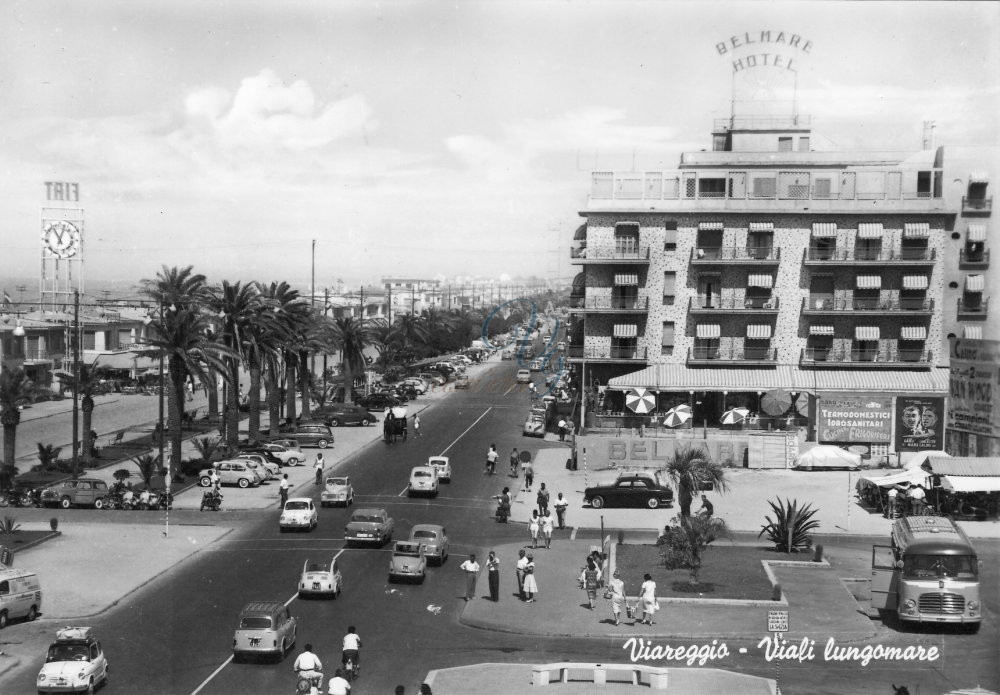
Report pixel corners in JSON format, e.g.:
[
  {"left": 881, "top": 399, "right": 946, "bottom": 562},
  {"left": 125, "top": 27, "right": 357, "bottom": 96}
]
[
  {"left": 657, "top": 514, "right": 729, "bottom": 586},
  {"left": 758, "top": 497, "right": 820, "bottom": 553}
]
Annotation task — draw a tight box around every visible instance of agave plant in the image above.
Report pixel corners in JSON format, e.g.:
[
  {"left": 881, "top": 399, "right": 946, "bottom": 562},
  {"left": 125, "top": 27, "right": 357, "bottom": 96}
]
[{"left": 758, "top": 497, "right": 820, "bottom": 553}]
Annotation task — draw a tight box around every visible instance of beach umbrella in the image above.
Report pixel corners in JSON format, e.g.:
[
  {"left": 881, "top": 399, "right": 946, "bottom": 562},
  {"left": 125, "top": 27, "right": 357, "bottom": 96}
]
[
  {"left": 794, "top": 393, "right": 809, "bottom": 417},
  {"left": 761, "top": 389, "right": 793, "bottom": 416},
  {"left": 720, "top": 407, "right": 750, "bottom": 425},
  {"left": 625, "top": 388, "right": 656, "bottom": 414},
  {"left": 663, "top": 404, "right": 693, "bottom": 428}
]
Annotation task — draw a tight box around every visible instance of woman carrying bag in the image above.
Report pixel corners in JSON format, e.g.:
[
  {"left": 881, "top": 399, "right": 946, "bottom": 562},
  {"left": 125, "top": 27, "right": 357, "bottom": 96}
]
[{"left": 605, "top": 569, "right": 626, "bottom": 625}]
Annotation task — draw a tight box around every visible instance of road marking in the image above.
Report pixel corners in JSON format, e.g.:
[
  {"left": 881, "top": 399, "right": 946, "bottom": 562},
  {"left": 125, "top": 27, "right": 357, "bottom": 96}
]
[
  {"left": 439, "top": 407, "right": 492, "bottom": 455},
  {"left": 190, "top": 549, "right": 346, "bottom": 695}
]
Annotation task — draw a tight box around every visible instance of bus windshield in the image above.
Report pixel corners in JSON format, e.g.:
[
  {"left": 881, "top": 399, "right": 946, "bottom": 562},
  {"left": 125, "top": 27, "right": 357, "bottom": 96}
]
[{"left": 903, "top": 554, "right": 978, "bottom": 580}]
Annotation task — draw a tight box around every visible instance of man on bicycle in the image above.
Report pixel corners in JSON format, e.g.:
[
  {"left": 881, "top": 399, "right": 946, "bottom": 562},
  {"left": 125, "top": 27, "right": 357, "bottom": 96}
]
[
  {"left": 292, "top": 643, "right": 323, "bottom": 687},
  {"left": 341, "top": 625, "right": 362, "bottom": 676}
]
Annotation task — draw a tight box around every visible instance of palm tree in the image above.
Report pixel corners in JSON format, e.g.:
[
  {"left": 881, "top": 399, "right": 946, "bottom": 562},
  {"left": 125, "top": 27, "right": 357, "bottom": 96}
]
[
  {"left": 68, "top": 365, "right": 101, "bottom": 472},
  {"left": 391, "top": 313, "right": 430, "bottom": 356},
  {"left": 0, "top": 367, "right": 32, "bottom": 484},
  {"left": 130, "top": 453, "right": 161, "bottom": 489},
  {"left": 260, "top": 282, "right": 310, "bottom": 437},
  {"left": 329, "top": 317, "right": 372, "bottom": 404},
  {"left": 663, "top": 445, "right": 729, "bottom": 517},
  {"left": 419, "top": 307, "right": 457, "bottom": 354},
  {"left": 35, "top": 443, "right": 62, "bottom": 472}
]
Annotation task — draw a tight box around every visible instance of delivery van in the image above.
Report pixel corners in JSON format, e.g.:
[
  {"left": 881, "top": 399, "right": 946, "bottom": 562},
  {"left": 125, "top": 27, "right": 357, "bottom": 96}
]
[{"left": 0, "top": 568, "right": 43, "bottom": 628}]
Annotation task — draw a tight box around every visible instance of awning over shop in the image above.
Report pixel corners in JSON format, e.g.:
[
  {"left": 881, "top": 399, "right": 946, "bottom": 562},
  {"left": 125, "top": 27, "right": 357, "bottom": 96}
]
[
  {"left": 747, "top": 273, "right": 774, "bottom": 288},
  {"left": 900, "top": 326, "right": 927, "bottom": 340},
  {"left": 748, "top": 221, "right": 774, "bottom": 231},
  {"left": 90, "top": 351, "right": 156, "bottom": 371},
  {"left": 856, "top": 275, "right": 882, "bottom": 289},
  {"left": 858, "top": 469, "right": 930, "bottom": 488},
  {"left": 811, "top": 222, "right": 838, "bottom": 238},
  {"left": 921, "top": 456, "right": 1000, "bottom": 477},
  {"left": 967, "top": 224, "right": 987, "bottom": 242},
  {"left": 809, "top": 325, "right": 835, "bottom": 336},
  {"left": 903, "top": 222, "right": 930, "bottom": 239},
  {"left": 965, "top": 274, "right": 985, "bottom": 292},
  {"left": 613, "top": 323, "right": 638, "bottom": 338},
  {"left": 698, "top": 221, "right": 724, "bottom": 231},
  {"left": 969, "top": 172, "right": 990, "bottom": 184},
  {"left": 941, "top": 475, "right": 1000, "bottom": 493},
  {"left": 902, "top": 275, "right": 929, "bottom": 290},
  {"left": 696, "top": 323, "right": 720, "bottom": 339},
  {"left": 746, "top": 324, "right": 772, "bottom": 339},
  {"left": 614, "top": 273, "right": 639, "bottom": 286},
  {"left": 857, "top": 223, "right": 884, "bottom": 239},
  {"left": 855, "top": 326, "right": 880, "bottom": 340},
  {"left": 963, "top": 325, "right": 983, "bottom": 340}
]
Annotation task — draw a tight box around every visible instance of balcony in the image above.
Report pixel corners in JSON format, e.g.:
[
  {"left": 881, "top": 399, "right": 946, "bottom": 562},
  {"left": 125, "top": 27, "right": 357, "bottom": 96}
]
[
  {"left": 570, "top": 246, "right": 651, "bottom": 264},
  {"left": 962, "top": 196, "right": 992, "bottom": 214},
  {"left": 801, "top": 297, "right": 934, "bottom": 315},
  {"left": 686, "top": 346, "right": 777, "bottom": 366},
  {"left": 566, "top": 345, "right": 647, "bottom": 361},
  {"left": 22, "top": 348, "right": 54, "bottom": 364},
  {"left": 689, "top": 297, "right": 779, "bottom": 313},
  {"left": 802, "top": 247, "right": 936, "bottom": 265},
  {"left": 690, "top": 246, "right": 780, "bottom": 265},
  {"left": 959, "top": 249, "right": 991, "bottom": 269},
  {"left": 800, "top": 347, "right": 935, "bottom": 369},
  {"left": 957, "top": 297, "right": 990, "bottom": 317},
  {"left": 571, "top": 296, "right": 649, "bottom": 313}
]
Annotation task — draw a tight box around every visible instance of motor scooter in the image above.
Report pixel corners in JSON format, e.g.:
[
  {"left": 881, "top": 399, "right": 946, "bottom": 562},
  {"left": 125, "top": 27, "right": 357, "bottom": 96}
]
[
  {"left": 200, "top": 489, "right": 223, "bottom": 512},
  {"left": 493, "top": 495, "right": 510, "bottom": 523},
  {"left": 294, "top": 671, "right": 322, "bottom": 694}
]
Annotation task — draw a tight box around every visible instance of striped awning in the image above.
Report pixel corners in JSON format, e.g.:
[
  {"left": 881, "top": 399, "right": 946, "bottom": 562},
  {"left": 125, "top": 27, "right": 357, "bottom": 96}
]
[
  {"left": 809, "top": 325, "right": 835, "bottom": 336},
  {"left": 613, "top": 323, "right": 638, "bottom": 338},
  {"left": 696, "top": 324, "right": 721, "bottom": 339},
  {"left": 614, "top": 273, "right": 639, "bottom": 286},
  {"left": 811, "top": 222, "right": 838, "bottom": 237},
  {"left": 900, "top": 326, "right": 927, "bottom": 340},
  {"left": 749, "top": 221, "right": 774, "bottom": 231},
  {"left": 855, "top": 326, "right": 880, "bottom": 340},
  {"left": 747, "top": 273, "right": 774, "bottom": 288},
  {"left": 746, "top": 324, "right": 773, "bottom": 339},
  {"left": 969, "top": 172, "right": 989, "bottom": 184},
  {"left": 902, "top": 275, "right": 929, "bottom": 290},
  {"left": 903, "top": 222, "right": 930, "bottom": 239},
  {"left": 967, "top": 224, "right": 987, "bottom": 242},
  {"left": 963, "top": 325, "right": 983, "bottom": 340},
  {"left": 698, "top": 221, "right": 724, "bottom": 231},
  {"left": 856, "top": 275, "right": 882, "bottom": 289},
  {"left": 965, "top": 274, "right": 985, "bottom": 292},
  {"left": 857, "top": 223, "right": 884, "bottom": 239}
]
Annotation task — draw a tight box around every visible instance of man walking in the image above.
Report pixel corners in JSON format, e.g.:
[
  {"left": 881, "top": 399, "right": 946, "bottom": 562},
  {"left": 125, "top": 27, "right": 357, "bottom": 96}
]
[
  {"left": 522, "top": 457, "right": 534, "bottom": 492},
  {"left": 485, "top": 444, "right": 499, "bottom": 475},
  {"left": 536, "top": 482, "right": 550, "bottom": 516},
  {"left": 279, "top": 474, "right": 290, "bottom": 508},
  {"left": 460, "top": 554, "right": 480, "bottom": 601},
  {"left": 314, "top": 453, "right": 325, "bottom": 486},
  {"left": 515, "top": 548, "right": 528, "bottom": 600},
  {"left": 557, "top": 418, "right": 567, "bottom": 442},
  {"left": 509, "top": 448, "right": 520, "bottom": 478},
  {"left": 553, "top": 492, "right": 568, "bottom": 529},
  {"left": 412, "top": 413, "right": 421, "bottom": 437}
]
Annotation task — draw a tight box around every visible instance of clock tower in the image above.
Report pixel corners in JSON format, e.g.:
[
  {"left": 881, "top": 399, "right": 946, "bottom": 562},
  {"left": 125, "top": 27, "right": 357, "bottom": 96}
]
[{"left": 40, "top": 181, "right": 84, "bottom": 310}]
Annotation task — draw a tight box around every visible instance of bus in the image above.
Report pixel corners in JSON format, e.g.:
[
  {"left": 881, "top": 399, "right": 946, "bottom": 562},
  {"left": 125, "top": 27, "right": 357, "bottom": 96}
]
[{"left": 871, "top": 515, "right": 981, "bottom": 631}]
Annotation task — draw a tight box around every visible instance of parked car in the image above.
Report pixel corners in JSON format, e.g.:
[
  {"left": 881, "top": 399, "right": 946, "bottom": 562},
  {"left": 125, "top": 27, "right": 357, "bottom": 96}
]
[
  {"left": 426, "top": 456, "right": 452, "bottom": 483},
  {"left": 394, "top": 384, "right": 420, "bottom": 400},
  {"left": 583, "top": 470, "right": 675, "bottom": 509},
  {"left": 261, "top": 440, "right": 306, "bottom": 465},
  {"left": 36, "top": 627, "right": 109, "bottom": 694},
  {"left": 388, "top": 540, "right": 426, "bottom": 583},
  {"left": 522, "top": 410, "right": 546, "bottom": 437},
  {"left": 236, "top": 443, "right": 285, "bottom": 466},
  {"left": 40, "top": 479, "right": 110, "bottom": 509},
  {"left": 529, "top": 359, "right": 543, "bottom": 372},
  {"left": 408, "top": 466, "right": 439, "bottom": 497},
  {"left": 277, "top": 424, "right": 334, "bottom": 448},
  {"left": 198, "top": 460, "right": 261, "bottom": 489},
  {"left": 453, "top": 375, "right": 471, "bottom": 389},
  {"left": 516, "top": 369, "right": 532, "bottom": 383},
  {"left": 451, "top": 355, "right": 473, "bottom": 366},
  {"left": 409, "top": 524, "right": 449, "bottom": 565},
  {"left": 502, "top": 349, "right": 515, "bottom": 360},
  {"left": 417, "top": 372, "right": 446, "bottom": 387},
  {"left": 297, "top": 556, "right": 342, "bottom": 599},
  {"left": 356, "top": 393, "right": 401, "bottom": 411},
  {"left": 236, "top": 454, "right": 280, "bottom": 480},
  {"left": 321, "top": 476, "right": 354, "bottom": 507},
  {"left": 400, "top": 377, "right": 429, "bottom": 394},
  {"left": 317, "top": 402, "right": 377, "bottom": 427},
  {"left": 345, "top": 508, "right": 394, "bottom": 546},
  {"left": 280, "top": 498, "right": 318, "bottom": 532},
  {"left": 232, "top": 601, "right": 297, "bottom": 662}
]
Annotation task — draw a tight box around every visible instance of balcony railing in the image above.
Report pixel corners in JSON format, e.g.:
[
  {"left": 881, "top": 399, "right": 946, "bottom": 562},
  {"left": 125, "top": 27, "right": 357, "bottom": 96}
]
[
  {"left": 566, "top": 345, "right": 647, "bottom": 360},
  {"left": 579, "top": 296, "right": 649, "bottom": 311},
  {"left": 687, "top": 347, "right": 777, "bottom": 363},
  {"left": 570, "top": 246, "right": 651, "bottom": 261},
  {"left": 800, "top": 347, "right": 934, "bottom": 367},
  {"left": 691, "top": 246, "right": 780, "bottom": 263},
  {"left": 959, "top": 249, "right": 990, "bottom": 267},
  {"left": 957, "top": 297, "right": 990, "bottom": 315},
  {"left": 803, "top": 247, "right": 936, "bottom": 263},
  {"left": 690, "top": 296, "right": 779, "bottom": 311},
  {"left": 23, "top": 349, "right": 52, "bottom": 361},
  {"left": 962, "top": 196, "right": 992, "bottom": 213},
  {"left": 802, "top": 297, "right": 934, "bottom": 313}
]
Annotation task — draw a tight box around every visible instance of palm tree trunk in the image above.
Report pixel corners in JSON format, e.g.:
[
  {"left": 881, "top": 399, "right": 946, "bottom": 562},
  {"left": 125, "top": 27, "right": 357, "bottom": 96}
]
[
  {"left": 168, "top": 358, "right": 185, "bottom": 473},
  {"left": 2, "top": 420, "right": 17, "bottom": 471},
  {"left": 227, "top": 359, "right": 240, "bottom": 448},
  {"left": 341, "top": 361, "right": 353, "bottom": 404},
  {"left": 81, "top": 401, "right": 93, "bottom": 467},
  {"left": 207, "top": 367, "right": 220, "bottom": 420},
  {"left": 248, "top": 360, "right": 262, "bottom": 440},
  {"left": 298, "top": 349, "right": 311, "bottom": 419},
  {"left": 284, "top": 350, "right": 297, "bottom": 425},
  {"left": 265, "top": 364, "right": 280, "bottom": 439}
]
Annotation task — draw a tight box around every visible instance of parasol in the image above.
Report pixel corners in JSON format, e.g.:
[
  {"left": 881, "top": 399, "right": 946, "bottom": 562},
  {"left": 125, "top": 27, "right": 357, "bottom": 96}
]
[
  {"left": 720, "top": 407, "right": 751, "bottom": 425},
  {"left": 794, "top": 393, "right": 809, "bottom": 417},
  {"left": 625, "top": 388, "right": 656, "bottom": 414},
  {"left": 761, "top": 389, "right": 793, "bottom": 417},
  {"left": 663, "top": 404, "right": 693, "bottom": 428}
]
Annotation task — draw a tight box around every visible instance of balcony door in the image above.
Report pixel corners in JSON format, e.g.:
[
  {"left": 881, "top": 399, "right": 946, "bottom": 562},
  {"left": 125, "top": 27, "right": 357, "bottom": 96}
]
[
  {"left": 614, "top": 223, "right": 639, "bottom": 255},
  {"left": 698, "top": 275, "right": 721, "bottom": 309}
]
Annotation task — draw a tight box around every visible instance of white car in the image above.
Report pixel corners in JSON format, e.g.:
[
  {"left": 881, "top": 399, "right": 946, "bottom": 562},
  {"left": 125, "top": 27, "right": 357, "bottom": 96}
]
[
  {"left": 427, "top": 456, "right": 452, "bottom": 483},
  {"left": 298, "top": 556, "right": 343, "bottom": 599},
  {"left": 279, "top": 498, "right": 318, "bottom": 532},
  {"left": 37, "top": 626, "right": 109, "bottom": 694},
  {"left": 258, "top": 441, "right": 305, "bottom": 466},
  {"left": 452, "top": 355, "right": 473, "bottom": 366},
  {"left": 516, "top": 369, "right": 532, "bottom": 383},
  {"left": 236, "top": 454, "right": 280, "bottom": 480},
  {"left": 321, "top": 476, "right": 354, "bottom": 507},
  {"left": 400, "top": 378, "right": 428, "bottom": 394},
  {"left": 407, "top": 466, "right": 439, "bottom": 497}
]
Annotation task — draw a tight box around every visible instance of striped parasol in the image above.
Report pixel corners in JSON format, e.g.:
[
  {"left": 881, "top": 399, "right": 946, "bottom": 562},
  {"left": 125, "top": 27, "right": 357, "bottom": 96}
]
[
  {"left": 625, "top": 388, "right": 656, "bottom": 414},
  {"left": 663, "top": 404, "right": 693, "bottom": 428},
  {"left": 761, "top": 389, "right": 793, "bottom": 417},
  {"left": 720, "top": 407, "right": 751, "bottom": 425}
]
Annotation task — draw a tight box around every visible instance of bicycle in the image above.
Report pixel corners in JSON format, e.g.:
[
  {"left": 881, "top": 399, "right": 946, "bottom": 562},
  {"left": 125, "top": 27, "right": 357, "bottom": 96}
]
[{"left": 343, "top": 652, "right": 359, "bottom": 682}]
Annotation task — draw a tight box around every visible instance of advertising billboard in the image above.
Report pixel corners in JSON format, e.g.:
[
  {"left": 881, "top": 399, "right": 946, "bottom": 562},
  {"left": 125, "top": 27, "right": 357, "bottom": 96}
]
[
  {"left": 895, "top": 396, "right": 945, "bottom": 451},
  {"left": 948, "top": 339, "right": 999, "bottom": 439},
  {"left": 817, "top": 394, "right": 892, "bottom": 443}
]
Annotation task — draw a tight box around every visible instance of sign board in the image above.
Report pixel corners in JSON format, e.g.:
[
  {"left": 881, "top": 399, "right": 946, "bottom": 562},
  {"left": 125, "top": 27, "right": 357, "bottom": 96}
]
[
  {"left": 767, "top": 610, "right": 789, "bottom": 633},
  {"left": 895, "top": 396, "right": 945, "bottom": 451},
  {"left": 817, "top": 395, "right": 892, "bottom": 443},
  {"left": 948, "top": 339, "right": 999, "bottom": 439},
  {"left": 0, "top": 545, "right": 13, "bottom": 567}
]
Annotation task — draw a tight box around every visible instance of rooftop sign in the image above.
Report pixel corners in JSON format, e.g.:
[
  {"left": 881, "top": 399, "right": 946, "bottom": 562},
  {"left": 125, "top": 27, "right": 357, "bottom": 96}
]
[{"left": 716, "top": 30, "right": 813, "bottom": 73}]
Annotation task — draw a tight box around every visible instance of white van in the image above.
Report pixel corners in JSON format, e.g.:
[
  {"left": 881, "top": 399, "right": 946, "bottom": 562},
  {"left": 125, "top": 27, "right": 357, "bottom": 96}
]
[{"left": 0, "top": 568, "right": 43, "bottom": 628}]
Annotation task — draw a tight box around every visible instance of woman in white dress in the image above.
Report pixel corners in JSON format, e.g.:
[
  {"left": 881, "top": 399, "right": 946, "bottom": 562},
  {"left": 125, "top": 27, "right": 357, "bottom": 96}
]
[
  {"left": 522, "top": 554, "right": 538, "bottom": 602},
  {"left": 607, "top": 569, "right": 626, "bottom": 625},
  {"left": 639, "top": 573, "right": 657, "bottom": 625}
]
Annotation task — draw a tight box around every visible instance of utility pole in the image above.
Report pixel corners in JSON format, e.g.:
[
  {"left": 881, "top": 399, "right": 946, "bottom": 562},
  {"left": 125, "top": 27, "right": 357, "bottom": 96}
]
[
  {"left": 359, "top": 286, "right": 365, "bottom": 320},
  {"left": 71, "top": 290, "right": 80, "bottom": 477},
  {"left": 411, "top": 285, "right": 416, "bottom": 315},
  {"left": 322, "top": 288, "right": 329, "bottom": 399},
  {"left": 310, "top": 239, "right": 316, "bottom": 379},
  {"left": 387, "top": 283, "right": 392, "bottom": 324}
]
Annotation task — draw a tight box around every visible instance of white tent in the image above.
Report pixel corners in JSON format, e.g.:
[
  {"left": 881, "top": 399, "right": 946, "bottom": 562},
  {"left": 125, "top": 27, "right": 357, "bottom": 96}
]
[
  {"left": 795, "top": 445, "right": 862, "bottom": 470},
  {"left": 901, "top": 449, "right": 951, "bottom": 470},
  {"left": 940, "top": 476, "right": 1000, "bottom": 493},
  {"left": 858, "top": 468, "right": 930, "bottom": 489}
]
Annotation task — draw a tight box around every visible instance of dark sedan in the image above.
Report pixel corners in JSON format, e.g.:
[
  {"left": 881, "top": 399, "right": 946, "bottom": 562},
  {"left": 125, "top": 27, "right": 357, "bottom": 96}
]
[
  {"left": 356, "top": 393, "right": 402, "bottom": 411},
  {"left": 583, "top": 471, "right": 674, "bottom": 509},
  {"left": 315, "top": 403, "right": 377, "bottom": 427}
]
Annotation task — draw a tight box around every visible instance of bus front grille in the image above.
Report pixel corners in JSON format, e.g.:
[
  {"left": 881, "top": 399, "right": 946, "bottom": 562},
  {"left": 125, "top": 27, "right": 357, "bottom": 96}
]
[{"left": 918, "top": 592, "right": 965, "bottom": 614}]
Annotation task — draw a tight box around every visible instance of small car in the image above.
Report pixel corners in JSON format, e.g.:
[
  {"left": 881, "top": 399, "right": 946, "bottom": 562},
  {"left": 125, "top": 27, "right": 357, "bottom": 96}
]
[
  {"left": 417, "top": 372, "right": 446, "bottom": 386},
  {"left": 502, "top": 349, "right": 514, "bottom": 360},
  {"left": 408, "top": 466, "right": 439, "bottom": 497},
  {"left": 356, "top": 393, "right": 401, "bottom": 411},
  {"left": 583, "top": 470, "right": 675, "bottom": 509},
  {"left": 233, "top": 601, "right": 297, "bottom": 662},
  {"left": 427, "top": 456, "right": 451, "bottom": 483},
  {"left": 522, "top": 410, "right": 546, "bottom": 437},
  {"left": 345, "top": 508, "right": 394, "bottom": 546},
  {"left": 236, "top": 444, "right": 284, "bottom": 467},
  {"left": 556, "top": 341, "right": 566, "bottom": 351},
  {"left": 40, "top": 479, "right": 110, "bottom": 509},
  {"left": 317, "top": 403, "right": 377, "bottom": 427},
  {"left": 280, "top": 424, "right": 334, "bottom": 449},
  {"left": 529, "top": 360, "right": 543, "bottom": 372},
  {"left": 236, "top": 454, "right": 280, "bottom": 480},
  {"left": 451, "top": 355, "right": 473, "bottom": 366},
  {"left": 263, "top": 440, "right": 306, "bottom": 465},
  {"left": 388, "top": 540, "right": 426, "bottom": 583},
  {"left": 453, "top": 375, "right": 471, "bottom": 389},
  {"left": 321, "top": 476, "right": 354, "bottom": 507},
  {"left": 394, "top": 384, "right": 420, "bottom": 400},
  {"left": 400, "top": 378, "right": 429, "bottom": 394},
  {"left": 298, "top": 556, "right": 342, "bottom": 599},
  {"left": 36, "top": 626, "right": 109, "bottom": 694},
  {"left": 409, "top": 524, "right": 449, "bottom": 565},
  {"left": 198, "top": 461, "right": 261, "bottom": 489},
  {"left": 280, "top": 498, "right": 318, "bottom": 532},
  {"left": 515, "top": 369, "right": 532, "bottom": 383}
]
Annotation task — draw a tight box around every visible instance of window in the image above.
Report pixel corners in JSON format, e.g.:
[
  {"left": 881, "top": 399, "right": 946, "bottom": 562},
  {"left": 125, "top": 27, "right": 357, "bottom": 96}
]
[
  {"left": 698, "top": 178, "right": 726, "bottom": 198},
  {"left": 662, "top": 272, "right": 675, "bottom": 306},
  {"left": 752, "top": 177, "right": 776, "bottom": 198},
  {"left": 82, "top": 331, "right": 97, "bottom": 351},
  {"left": 798, "top": 137, "right": 810, "bottom": 152},
  {"left": 778, "top": 137, "right": 793, "bottom": 152},
  {"left": 855, "top": 238, "right": 882, "bottom": 261},
  {"left": 661, "top": 322, "right": 674, "bottom": 356},
  {"left": 916, "top": 171, "right": 932, "bottom": 198},
  {"left": 814, "top": 178, "right": 832, "bottom": 198},
  {"left": 614, "top": 222, "right": 640, "bottom": 255},
  {"left": 664, "top": 221, "right": 677, "bottom": 252}
]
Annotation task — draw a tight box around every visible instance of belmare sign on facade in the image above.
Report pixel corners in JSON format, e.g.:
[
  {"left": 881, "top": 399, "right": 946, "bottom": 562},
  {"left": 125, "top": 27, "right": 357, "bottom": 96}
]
[{"left": 715, "top": 30, "right": 813, "bottom": 73}]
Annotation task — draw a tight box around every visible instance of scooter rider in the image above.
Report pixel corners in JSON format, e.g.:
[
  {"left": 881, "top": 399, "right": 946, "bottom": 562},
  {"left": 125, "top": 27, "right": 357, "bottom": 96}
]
[
  {"left": 293, "top": 643, "right": 323, "bottom": 688},
  {"left": 327, "top": 668, "right": 351, "bottom": 695},
  {"left": 341, "top": 625, "right": 362, "bottom": 675}
]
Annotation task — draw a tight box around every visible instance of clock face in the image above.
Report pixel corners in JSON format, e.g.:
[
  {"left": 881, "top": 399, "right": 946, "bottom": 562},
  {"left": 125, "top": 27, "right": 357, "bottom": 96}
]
[{"left": 43, "top": 220, "right": 82, "bottom": 259}]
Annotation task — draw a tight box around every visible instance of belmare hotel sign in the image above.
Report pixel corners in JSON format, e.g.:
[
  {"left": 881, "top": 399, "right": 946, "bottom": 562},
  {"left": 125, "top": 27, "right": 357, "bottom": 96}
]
[{"left": 716, "top": 30, "right": 813, "bottom": 72}]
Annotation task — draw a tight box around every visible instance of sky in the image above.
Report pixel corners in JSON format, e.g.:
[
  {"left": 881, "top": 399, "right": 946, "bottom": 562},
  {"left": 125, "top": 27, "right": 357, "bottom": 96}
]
[{"left": 0, "top": 0, "right": 997, "bottom": 294}]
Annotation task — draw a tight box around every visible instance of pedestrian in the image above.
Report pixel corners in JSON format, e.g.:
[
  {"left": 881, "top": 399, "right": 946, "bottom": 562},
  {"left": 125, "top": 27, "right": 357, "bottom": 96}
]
[
  {"left": 607, "top": 568, "right": 626, "bottom": 625},
  {"left": 908, "top": 484, "right": 926, "bottom": 516},
  {"left": 529, "top": 510, "right": 540, "bottom": 549},
  {"left": 639, "top": 573, "right": 657, "bottom": 625},
  {"left": 541, "top": 508, "right": 554, "bottom": 549},
  {"left": 314, "top": 453, "right": 325, "bottom": 486},
  {"left": 698, "top": 494, "right": 714, "bottom": 518},
  {"left": 279, "top": 473, "right": 289, "bottom": 508},
  {"left": 486, "top": 550, "right": 500, "bottom": 601},
  {"left": 523, "top": 458, "right": 534, "bottom": 491},
  {"left": 554, "top": 492, "right": 568, "bottom": 529},
  {"left": 528, "top": 382, "right": 537, "bottom": 399},
  {"left": 509, "top": 448, "right": 520, "bottom": 477},
  {"left": 579, "top": 557, "right": 600, "bottom": 609},
  {"left": 886, "top": 486, "right": 899, "bottom": 519},
  {"left": 536, "top": 482, "right": 550, "bottom": 516},
  {"left": 485, "top": 444, "right": 499, "bottom": 475},
  {"left": 460, "top": 553, "right": 480, "bottom": 601},
  {"left": 418, "top": 685, "right": 433, "bottom": 695},
  {"left": 412, "top": 413, "right": 421, "bottom": 437},
  {"left": 522, "top": 553, "right": 538, "bottom": 602},
  {"left": 558, "top": 418, "right": 567, "bottom": 441},
  {"left": 515, "top": 548, "right": 528, "bottom": 600},
  {"left": 210, "top": 464, "right": 221, "bottom": 492},
  {"left": 185, "top": 379, "right": 194, "bottom": 402}
]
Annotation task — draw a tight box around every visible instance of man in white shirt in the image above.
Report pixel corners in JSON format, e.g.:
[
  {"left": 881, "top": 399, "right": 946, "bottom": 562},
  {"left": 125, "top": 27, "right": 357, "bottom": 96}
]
[
  {"left": 327, "top": 669, "right": 351, "bottom": 695},
  {"left": 314, "top": 453, "right": 325, "bottom": 485},
  {"left": 557, "top": 419, "right": 567, "bottom": 441},
  {"left": 908, "top": 484, "right": 926, "bottom": 516},
  {"left": 341, "top": 626, "right": 361, "bottom": 673},
  {"left": 886, "top": 486, "right": 899, "bottom": 519},
  {"left": 293, "top": 643, "right": 323, "bottom": 684},
  {"left": 279, "top": 474, "right": 290, "bottom": 508},
  {"left": 460, "top": 554, "right": 480, "bottom": 601}
]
